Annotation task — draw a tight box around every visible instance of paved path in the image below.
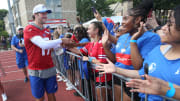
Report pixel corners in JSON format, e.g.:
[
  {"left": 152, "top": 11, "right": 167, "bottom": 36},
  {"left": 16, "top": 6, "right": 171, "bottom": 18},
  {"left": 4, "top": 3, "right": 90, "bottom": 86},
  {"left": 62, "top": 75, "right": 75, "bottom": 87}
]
[{"left": 0, "top": 50, "right": 83, "bottom": 101}]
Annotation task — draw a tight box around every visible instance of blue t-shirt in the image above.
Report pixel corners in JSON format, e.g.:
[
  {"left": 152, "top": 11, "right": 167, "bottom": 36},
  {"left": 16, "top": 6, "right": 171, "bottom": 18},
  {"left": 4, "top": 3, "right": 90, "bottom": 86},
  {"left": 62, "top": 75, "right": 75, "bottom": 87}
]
[
  {"left": 115, "top": 31, "right": 161, "bottom": 70},
  {"left": 77, "top": 38, "right": 89, "bottom": 49},
  {"left": 11, "top": 35, "right": 27, "bottom": 59},
  {"left": 138, "top": 45, "right": 180, "bottom": 101},
  {"left": 59, "top": 33, "right": 65, "bottom": 38}
]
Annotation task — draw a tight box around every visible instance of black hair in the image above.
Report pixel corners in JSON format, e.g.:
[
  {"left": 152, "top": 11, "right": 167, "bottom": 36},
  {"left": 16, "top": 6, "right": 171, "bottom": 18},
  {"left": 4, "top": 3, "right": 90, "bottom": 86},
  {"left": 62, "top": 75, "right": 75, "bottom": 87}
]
[
  {"left": 174, "top": 5, "right": 180, "bottom": 30},
  {"left": 74, "top": 26, "right": 89, "bottom": 41},
  {"left": 32, "top": 15, "right": 35, "bottom": 20},
  {"left": 91, "top": 21, "right": 104, "bottom": 37},
  {"left": 65, "top": 34, "right": 72, "bottom": 38},
  {"left": 129, "top": 0, "right": 153, "bottom": 22}
]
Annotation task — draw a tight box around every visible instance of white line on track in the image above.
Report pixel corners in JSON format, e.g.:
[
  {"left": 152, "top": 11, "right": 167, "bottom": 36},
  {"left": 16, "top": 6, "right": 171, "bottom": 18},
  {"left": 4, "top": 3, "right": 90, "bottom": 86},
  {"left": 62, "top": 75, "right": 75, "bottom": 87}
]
[
  {"left": 1, "top": 61, "right": 16, "bottom": 64},
  {"left": 4, "top": 70, "right": 22, "bottom": 74},
  {"left": 3, "top": 65, "right": 17, "bottom": 68},
  {"left": 2, "top": 79, "right": 24, "bottom": 83}
]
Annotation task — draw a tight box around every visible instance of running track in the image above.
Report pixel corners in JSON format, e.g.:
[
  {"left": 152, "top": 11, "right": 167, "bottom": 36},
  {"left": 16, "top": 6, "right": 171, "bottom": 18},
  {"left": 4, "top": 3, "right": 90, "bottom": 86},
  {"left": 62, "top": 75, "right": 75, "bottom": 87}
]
[{"left": 0, "top": 50, "right": 83, "bottom": 101}]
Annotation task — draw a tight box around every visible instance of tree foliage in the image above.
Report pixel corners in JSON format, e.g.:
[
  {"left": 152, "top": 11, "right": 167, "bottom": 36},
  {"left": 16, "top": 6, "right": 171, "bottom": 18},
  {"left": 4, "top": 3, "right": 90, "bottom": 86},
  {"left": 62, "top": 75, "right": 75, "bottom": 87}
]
[
  {"left": 76, "top": 0, "right": 180, "bottom": 23},
  {"left": 0, "top": 9, "right": 8, "bottom": 20},
  {"left": 133, "top": 0, "right": 180, "bottom": 10},
  {"left": 108, "top": 0, "right": 180, "bottom": 10},
  {"left": 0, "top": 9, "right": 8, "bottom": 37},
  {"left": 76, "top": 0, "right": 113, "bottom": 22}
]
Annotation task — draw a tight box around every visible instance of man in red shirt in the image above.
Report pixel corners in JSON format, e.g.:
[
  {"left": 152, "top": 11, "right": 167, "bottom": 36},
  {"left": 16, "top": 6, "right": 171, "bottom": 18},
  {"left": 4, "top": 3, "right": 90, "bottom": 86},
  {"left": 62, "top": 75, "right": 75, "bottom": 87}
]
[{"left": 24, "top": 4, "right": 72, "bottom": 101}]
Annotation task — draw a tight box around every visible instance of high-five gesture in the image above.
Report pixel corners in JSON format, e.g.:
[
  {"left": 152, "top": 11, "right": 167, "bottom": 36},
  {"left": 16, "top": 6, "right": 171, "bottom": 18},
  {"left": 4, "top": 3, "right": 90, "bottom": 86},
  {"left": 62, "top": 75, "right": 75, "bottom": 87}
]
[
  {"left": 131, "top": 22, "right": 146, "bottom": 40},
  {"left": 94, "top": 10, "right": 102, "bottom": 21},
  {"left": 102, "top": 29, "right": 109, "bottom": 47}
]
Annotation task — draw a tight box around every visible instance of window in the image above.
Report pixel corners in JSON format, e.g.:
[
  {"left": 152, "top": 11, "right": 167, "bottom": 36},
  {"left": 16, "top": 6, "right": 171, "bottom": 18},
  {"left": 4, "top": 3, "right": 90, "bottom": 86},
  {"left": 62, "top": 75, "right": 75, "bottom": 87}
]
[{"left": 46, "top": 0, "right": 62, "bottom": 19}]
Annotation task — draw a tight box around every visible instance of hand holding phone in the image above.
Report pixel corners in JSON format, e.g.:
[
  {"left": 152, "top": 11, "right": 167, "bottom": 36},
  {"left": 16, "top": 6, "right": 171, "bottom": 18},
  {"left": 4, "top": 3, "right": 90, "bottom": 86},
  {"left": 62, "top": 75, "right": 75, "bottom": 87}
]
[{"left": 91, "top": 7, "right": 97, "bottom": 14}]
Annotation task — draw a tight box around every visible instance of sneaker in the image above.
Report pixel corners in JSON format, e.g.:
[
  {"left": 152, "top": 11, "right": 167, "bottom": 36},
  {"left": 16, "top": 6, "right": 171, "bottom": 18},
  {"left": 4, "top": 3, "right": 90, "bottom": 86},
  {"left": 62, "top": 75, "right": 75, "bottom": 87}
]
[
  {"left": 66, "top": 82, "right": 71, "bottom": 87},
  {"left": 24, "top": 77, "right": 28, "bottom": 83},
  {"left": 2, "top": 93, "right": 7, "bottom": 101},
  {"left": 66, "top": 85, "right": 74, "bottom": 90},
  {"left": 63, "top": 79, "right": 68, "bottom": 82},
  {"left": 57, "top": 77, "right": 63, "bottom": 82},
  {"left": 57, "top": 75, "right": 61, "bottom": 79}
]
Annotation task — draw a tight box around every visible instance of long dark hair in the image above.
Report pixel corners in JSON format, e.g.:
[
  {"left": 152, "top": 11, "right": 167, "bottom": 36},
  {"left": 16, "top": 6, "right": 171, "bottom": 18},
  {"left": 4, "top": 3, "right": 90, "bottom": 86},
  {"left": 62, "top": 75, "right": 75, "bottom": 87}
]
[
  {"left": 129, "top": 0, "right": 153, "bottom": 22},
  {"left": 91, "top": 21, "right": 104, "bottom": 37},
  {"left": 74, "top": 26, "right": 89, "bottom": 41}
]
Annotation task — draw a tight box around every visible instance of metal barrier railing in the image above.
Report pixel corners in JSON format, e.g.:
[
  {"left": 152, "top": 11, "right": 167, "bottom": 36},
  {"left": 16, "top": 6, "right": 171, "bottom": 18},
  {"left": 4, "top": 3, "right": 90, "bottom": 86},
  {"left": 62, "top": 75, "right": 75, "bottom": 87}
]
[{"left": 52, "top": 50, "right": 179, "bottom": 101}]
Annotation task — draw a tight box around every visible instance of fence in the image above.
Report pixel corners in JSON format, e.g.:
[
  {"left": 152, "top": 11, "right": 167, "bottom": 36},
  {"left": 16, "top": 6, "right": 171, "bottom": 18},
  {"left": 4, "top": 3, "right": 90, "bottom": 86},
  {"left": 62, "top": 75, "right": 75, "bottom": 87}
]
[{"left": 52, "top": 50, "right": 178, "bottom": 101}]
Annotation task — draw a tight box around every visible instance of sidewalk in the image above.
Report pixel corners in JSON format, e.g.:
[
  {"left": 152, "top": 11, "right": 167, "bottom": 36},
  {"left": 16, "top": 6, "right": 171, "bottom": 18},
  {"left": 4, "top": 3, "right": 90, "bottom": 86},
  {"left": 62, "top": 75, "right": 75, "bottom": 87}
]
[{"left": 0, "top": 50, "right": 84, "bottom": 101}]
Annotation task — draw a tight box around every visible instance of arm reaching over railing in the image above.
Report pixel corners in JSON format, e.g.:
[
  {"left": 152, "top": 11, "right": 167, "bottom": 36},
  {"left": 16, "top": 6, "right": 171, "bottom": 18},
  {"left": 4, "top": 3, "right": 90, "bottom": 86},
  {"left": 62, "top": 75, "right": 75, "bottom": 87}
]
[
  {"left": 126, "top": 75, "right": 180, "bottom": 100},
  {"left": 96, "top": 58, "right": 141, "bottom": 79}
]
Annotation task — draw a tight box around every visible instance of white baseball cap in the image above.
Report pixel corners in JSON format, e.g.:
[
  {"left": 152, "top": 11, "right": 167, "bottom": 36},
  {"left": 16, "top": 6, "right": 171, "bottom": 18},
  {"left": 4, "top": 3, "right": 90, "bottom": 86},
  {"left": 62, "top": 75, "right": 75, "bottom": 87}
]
[
  {"left": 33, "top": 4, "right": 52, "bottom": 14},
  {"left": 16, "top": 26, "right": 24, "bottom": 31}
]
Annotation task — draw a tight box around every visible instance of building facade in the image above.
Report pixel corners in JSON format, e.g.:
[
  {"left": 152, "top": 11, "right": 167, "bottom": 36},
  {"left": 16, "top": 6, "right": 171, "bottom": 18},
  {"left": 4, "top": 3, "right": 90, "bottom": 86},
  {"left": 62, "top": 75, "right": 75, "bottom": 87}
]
[
  {"left": 11, "top": 0, "right": 77, "bottom": 28},
  {"left": 3, "top": 14, "right": 12, "bottom": 35},
  {"left": 110, "top": 1, "right": 133, "bottom": 16}
]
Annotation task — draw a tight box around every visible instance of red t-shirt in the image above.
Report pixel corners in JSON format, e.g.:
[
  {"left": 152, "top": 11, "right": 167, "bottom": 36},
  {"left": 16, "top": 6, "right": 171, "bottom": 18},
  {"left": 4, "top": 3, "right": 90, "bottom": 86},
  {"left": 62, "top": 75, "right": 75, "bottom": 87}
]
[
  {"left": 80, "top": 40, "right": 112, "bottom": 82},
  {"left": 24, "top": 25, "right": 54, "bottom": 70},
  {"left": 71, "top": 34, "right": 79, "bottom": 43}
]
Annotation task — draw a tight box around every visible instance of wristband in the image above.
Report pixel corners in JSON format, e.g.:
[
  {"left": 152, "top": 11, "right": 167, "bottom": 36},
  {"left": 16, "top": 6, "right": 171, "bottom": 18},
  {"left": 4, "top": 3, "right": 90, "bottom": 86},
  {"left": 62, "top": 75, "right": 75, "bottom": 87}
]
[
  {"left": 130, "top": 40, "right": 137, "bottom": 43},
  {"left": 88, "top": 57, "right": 96, "bottom": 63},
  {"left": 165, "top": 82, "right": 176, "bottom": 98}
]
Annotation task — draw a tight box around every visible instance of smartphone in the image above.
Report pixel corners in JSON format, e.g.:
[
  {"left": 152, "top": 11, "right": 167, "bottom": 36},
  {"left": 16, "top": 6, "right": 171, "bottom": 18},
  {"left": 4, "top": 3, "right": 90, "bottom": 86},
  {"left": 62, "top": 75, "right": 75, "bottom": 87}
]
[
  {"left": 147, "top": 9, "right": 152, "bottom": 18},
  {"left": 144, "top": 63, "right": 149, "bottom": 79},
  {"left": 91, "top": 6, "right": 97, "bottom": 14}
]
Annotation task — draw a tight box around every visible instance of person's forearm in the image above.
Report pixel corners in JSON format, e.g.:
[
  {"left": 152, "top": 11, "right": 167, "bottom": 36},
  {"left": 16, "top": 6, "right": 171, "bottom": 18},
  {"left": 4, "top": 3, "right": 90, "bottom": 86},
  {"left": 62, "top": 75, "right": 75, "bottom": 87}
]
[
  {"left": 11, "top": 45, "right": 19, "bottom": 52},
  {"left": 97, "top": 17, "right": 117, "bottom": 44},
  {"left": 173, "top": 88, "right": 180, "bottom": 100},
  {"left": 130, "top": 43, "right": 143, "bottom": 70},
  {"left": 109, "top": 34, "right": 118, "bottom": 44},
  {"left": 115, "top": 67, "right": 141, "bottom": 79},
  {"left": 75, "top": 42, "right": 88, "bottom": 47},
  {"left": 103, "top": 46, "right": 115, "bottom": 63},
  {"left": 159, "top": 80, "right": 180, "bottom": 100},
  {"left": 31, "top": 36, "right": 62, "bottom": 49}
]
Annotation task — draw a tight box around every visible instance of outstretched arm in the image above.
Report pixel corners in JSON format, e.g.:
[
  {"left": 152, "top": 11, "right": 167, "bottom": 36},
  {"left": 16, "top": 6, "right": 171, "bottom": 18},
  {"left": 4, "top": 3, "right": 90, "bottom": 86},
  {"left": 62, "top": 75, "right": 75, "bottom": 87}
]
[
  {"left": 94, "top": 10, "right": 118, "bottom": 44},
  {"left": 96, "top": 58, "right": 141, "bottom": 79},
  {"left": 30, "top": 36, "right": 73, "bottom": 49},
  {"left": 126, "top": 75, "right": 180, "bottom": 100}
]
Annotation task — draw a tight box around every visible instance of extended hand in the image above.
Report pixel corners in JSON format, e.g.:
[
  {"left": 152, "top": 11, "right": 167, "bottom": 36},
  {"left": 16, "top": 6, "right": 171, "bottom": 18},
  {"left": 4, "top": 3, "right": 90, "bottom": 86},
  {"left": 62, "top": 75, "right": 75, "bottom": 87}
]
[
  {"left": 126, "top": 75, "right": 163, "bottom": 95},
  {"left": 94, "top": 10, "right": 102, "bottom": 21},
  {"left": 61, "top": 38, "right": 76, "bottom": 48},
  {"left": 131, "top": 22, "right": 146, "bottom": 40},
  {"left": 18, "top": 49, "right": 23, "bottom": 53},
  {"left": 96, "top": 58, "right": 116, "bottom": 74},
  {"left": 102, "top": 29, "right": 109, "bottom": 47}
]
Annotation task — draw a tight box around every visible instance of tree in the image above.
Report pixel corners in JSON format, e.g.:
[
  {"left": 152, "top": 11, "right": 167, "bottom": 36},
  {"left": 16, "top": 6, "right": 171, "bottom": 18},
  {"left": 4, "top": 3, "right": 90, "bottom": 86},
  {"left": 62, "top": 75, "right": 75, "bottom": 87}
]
[
  {"left": 76, "top": 0, "right": 114, "bottom": 22},
  {"left": 0, "top": 9, "right": 8, "bottom": 37},
  {"left": 0, "top": 9, "right": 8, "bottom": 20},
  {"left": 133, "top": 0, "right": 180, "bottom": 10}
]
